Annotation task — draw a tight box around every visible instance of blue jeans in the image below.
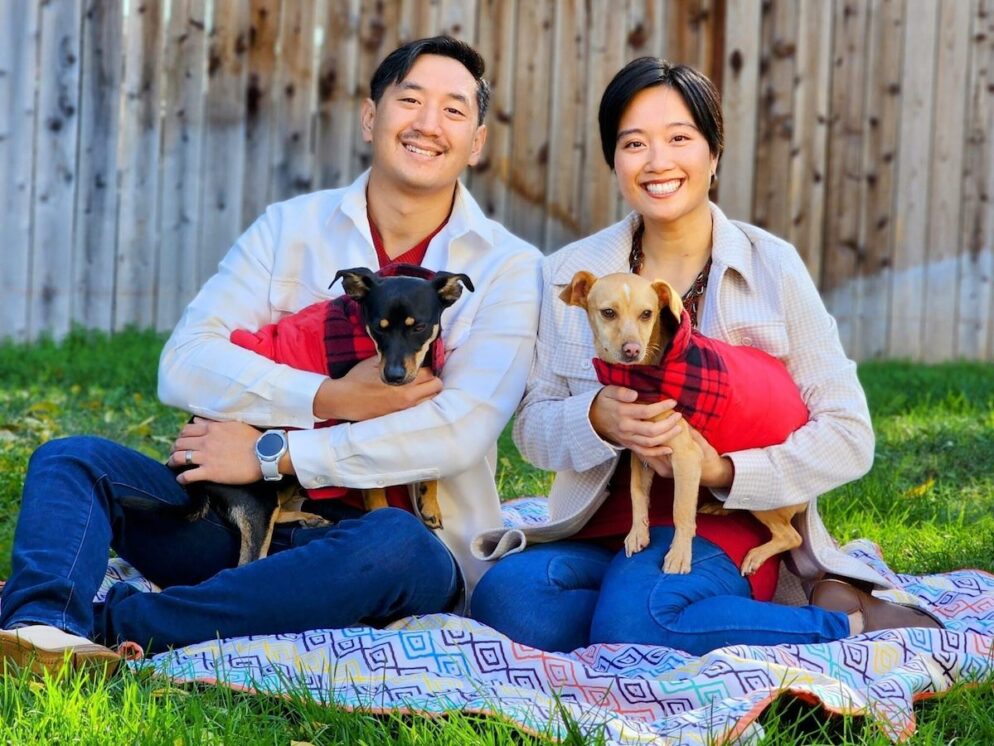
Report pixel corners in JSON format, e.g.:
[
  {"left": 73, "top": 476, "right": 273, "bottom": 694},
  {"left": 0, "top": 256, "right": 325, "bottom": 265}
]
[
  {"left": 471, "top": 528, "right": 849, "bottom": 655},
  {"left": 0, "top": 436, "right": 458, "bottom": 653}
]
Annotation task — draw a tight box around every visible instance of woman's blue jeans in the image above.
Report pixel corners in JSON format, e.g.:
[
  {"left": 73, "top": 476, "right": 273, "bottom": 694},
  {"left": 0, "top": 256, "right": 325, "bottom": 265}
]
[
  {"left": 0, "top": 436, "right": 458, "bottom": 653},
  {"left": 471, "top": 528, "right": 849, "bottom": 656}
]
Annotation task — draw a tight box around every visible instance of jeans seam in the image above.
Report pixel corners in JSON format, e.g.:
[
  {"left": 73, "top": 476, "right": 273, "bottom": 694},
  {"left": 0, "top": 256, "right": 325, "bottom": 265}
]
[{"left": 61, "top": 473, "right": 103, "bottom": 632}]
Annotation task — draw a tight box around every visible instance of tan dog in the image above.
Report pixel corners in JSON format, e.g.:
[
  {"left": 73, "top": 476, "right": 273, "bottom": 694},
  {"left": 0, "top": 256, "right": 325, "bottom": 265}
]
[{"left": 561, "top": 270, "right": 807, "bottom": 575}]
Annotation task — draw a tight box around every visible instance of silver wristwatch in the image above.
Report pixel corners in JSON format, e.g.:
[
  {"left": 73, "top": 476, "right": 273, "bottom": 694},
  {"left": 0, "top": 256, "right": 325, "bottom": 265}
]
[{"left": 255, "top": 429, "right": 288, "bottom": 481}]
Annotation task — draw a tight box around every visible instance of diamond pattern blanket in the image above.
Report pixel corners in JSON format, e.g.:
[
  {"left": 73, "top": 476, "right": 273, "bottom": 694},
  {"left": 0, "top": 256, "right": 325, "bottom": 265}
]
[{"left": 95, "top": 498, "right": 994, "bottom": 744}]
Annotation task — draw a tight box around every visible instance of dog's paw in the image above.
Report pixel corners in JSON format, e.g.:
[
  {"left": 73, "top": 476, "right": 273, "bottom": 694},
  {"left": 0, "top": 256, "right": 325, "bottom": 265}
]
[
  {"left": 624, "top": 526, "right": 650, "bottom": 557},
  {"left": 662, "top": 547, "right": 692, "bottom": 574},
  {"left": 299, "top": 516, "right": 332, "bottom": 528},
  {"left": 420, "top": 513, "right": 444, "bottom": 530},
  {"left": 740, "top": 549, "right": 765, "bottom": 576}
]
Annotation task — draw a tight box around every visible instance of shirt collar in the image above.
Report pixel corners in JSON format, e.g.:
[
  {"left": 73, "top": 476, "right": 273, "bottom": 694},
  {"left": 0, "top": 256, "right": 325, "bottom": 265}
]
[
  {"left": 552, "top": 203, "right": 754, "bottom": 290},
  {"left": 335, "top": 169, "right": 494, "bottom": 250}
]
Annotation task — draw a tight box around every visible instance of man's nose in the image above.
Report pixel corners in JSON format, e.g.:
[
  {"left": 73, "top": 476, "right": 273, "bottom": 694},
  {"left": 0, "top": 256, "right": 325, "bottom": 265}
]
[{"left": 413, "top": 107, "right": 443, "bottom": 136}]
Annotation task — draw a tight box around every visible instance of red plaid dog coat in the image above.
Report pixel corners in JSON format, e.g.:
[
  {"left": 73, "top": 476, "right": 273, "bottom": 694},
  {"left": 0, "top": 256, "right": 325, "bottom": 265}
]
[
  {"left": 230, "top": 263, "right": 445, "bottom": 499},
  {"left": 592, "top": 309, "right": 808, "bottom": 454}
]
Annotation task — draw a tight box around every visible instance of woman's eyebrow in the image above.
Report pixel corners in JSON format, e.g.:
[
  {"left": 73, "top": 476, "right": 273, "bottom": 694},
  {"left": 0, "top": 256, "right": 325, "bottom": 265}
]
[{"left": 616, "top": 121, "right": 700, "bottom": 140}]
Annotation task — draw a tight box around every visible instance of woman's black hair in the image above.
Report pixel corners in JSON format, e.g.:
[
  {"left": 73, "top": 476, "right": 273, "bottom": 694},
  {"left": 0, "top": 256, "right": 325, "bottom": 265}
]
[
  {"left": 598, "top": 57, "right": 724, "bottom": 168},
  {"left": 370, "top": 35, "right": 491, "bottom": 125}
]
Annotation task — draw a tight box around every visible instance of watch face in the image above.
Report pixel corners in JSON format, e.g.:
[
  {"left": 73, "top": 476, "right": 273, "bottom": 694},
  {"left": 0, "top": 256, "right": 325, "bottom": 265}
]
[{"left": 257, "top": 432, "right": 285, "bottom": 459}]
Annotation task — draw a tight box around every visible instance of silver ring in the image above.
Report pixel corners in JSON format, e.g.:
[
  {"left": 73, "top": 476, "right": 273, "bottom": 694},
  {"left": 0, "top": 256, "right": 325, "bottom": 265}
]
[{"left": 184, "top": 449, "right": 194, "bottom": 466}]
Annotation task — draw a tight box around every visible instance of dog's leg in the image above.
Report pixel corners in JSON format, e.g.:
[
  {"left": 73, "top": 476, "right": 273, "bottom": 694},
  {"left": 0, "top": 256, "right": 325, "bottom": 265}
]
[
  {"left": 416, "top": 481, "right": 443, "bottom": 529},
  {"left": 662, "top": 425, "right": 702, "bottom": 574},
  {"left": 740, "top": 505, "right": 806, "bottom": 576},
  {"left": 275, "top": 510, "right": 332, "bottom": 528},
  {"left": 229, "top": 505, "right": 278, "bottom": 566},
  {"left": 624, "top": 452, "right": 651, "bottom": 557},
  {"left": 363, "top": 487, "right": 389, "bottom": 512}
]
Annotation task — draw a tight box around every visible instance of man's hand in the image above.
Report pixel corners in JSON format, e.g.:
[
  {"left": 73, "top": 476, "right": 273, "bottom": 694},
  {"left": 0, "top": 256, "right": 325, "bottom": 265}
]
[
  {"left": 169, "top": 417, "right": 269, "bottom": 486},
  {"left": 590, "top": 385, "right": 682, "bottom": 457},
  {"left": 313, "top": 356, "right": 442, "bottom": 422}
]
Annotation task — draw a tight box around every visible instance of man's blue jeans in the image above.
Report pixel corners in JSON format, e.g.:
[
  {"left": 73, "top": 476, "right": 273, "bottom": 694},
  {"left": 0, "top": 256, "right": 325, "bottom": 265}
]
[
  {"left": 470, "top": 528, "right": 850, "bottom": 655},
  {"left": 0, "top": 436, "right": 459, "bottom": 653}
]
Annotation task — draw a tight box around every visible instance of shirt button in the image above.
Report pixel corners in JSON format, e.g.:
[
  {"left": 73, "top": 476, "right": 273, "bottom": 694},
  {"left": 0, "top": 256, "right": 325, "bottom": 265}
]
[
  {"left": 376, "top": 479, "right": 386, "bottom": 487},
  {"left": 741, "top": 336, "right": 752, "bottom": 346},
  {"left": 581, "top": 360, "right": 592, "bottom": 369}
]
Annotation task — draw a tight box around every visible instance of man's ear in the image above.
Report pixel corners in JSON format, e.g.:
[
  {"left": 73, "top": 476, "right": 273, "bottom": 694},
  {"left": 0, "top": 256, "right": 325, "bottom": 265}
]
[
  {"left": 360, "top": 98, "right": 376, "bottom": 143},
  {"left": 559, "top": 271, "right": 597, "bottom": 308},
  {"left": 332, "top": 267, "right": 379, "bottom": 301},
  {"left": 652, "top": 279, "right": 684, "bottom": 326},
  {"left": 467, "top": 124, "right": 488, "bottom": 167},
  {"left": 432, "top": 272, "right": 474, "bottom": 308}
]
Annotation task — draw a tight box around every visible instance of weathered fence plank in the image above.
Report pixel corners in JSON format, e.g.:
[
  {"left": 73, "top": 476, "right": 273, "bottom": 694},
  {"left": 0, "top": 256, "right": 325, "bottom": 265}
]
[
  {"left": 889, "top": 0, "right": 939, "bottom": 360},
  {"left": 199, "top": 0, "right": 250, "bottom": 288},
  {"left": 785, "top": 0, "right": 832, "bottom": 282},
  {"left": 115, "top": 0, "right": 163, "bottom": 331},
  {"left": 241, "top": 0, "right": 282, "bottom": 225},
  {"left": 853, "top": 0, "right": 905, "bottom": 361},
  {"left": 543, "top": 0, "right": 586, "bottom": 250},
  {"left": 316, "top": 0, "right": 361, "bottom": 189},
  {"left": 506, "top": 0, "right": 554, "bottom": 248},
  {"left": 468, "top": 0, "right": 516, "bottom": 222},
  {"left": 156, "top": 0, "right": 208, "bottom": 331},
  {"left": 31, "top": 0, "right": 83, "bottom": 339},
  {"left": 0, "top": 1, "right": 39, "bottom": 342},
  {"left": 73, "top": 0, "right": 123, "bottom": 334},
  {"left": 717, "top": 0, "right": 760, "bottom": 222},
  {"left": 921, "top": 0, "right": 973, "bottom": 362},
  {"left": 956, "top": 0, "right": 994, "bottom": 360}
]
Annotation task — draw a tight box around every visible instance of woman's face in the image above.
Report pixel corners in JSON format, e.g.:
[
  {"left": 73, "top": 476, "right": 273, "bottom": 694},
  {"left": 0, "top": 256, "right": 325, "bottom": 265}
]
[{"left": 613, "top": 85, "right": 718, "bottom": 229}]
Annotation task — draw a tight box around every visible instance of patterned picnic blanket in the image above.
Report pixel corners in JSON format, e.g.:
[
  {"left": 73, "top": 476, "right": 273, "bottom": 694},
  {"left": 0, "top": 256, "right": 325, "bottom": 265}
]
[{"left": 98, "top": 498, "right": 994, "bottom": 745}]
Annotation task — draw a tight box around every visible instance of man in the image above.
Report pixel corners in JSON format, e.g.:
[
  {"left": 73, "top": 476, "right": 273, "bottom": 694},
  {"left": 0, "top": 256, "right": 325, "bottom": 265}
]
[{"left": 0, "top": 36, "right": 541, "bottom": 674}]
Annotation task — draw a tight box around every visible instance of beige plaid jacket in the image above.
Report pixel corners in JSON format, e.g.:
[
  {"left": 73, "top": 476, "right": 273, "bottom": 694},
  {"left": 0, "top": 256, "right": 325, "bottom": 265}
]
[{"left": 473, "top": 203, "right": 891, "bottom": 604}]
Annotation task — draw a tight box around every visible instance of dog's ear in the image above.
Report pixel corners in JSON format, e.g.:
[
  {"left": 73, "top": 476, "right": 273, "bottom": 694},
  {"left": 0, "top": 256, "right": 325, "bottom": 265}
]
[
  {"left": 559, "top": 271, "right": 597, "bottom": 308},
  {"left": 652, "top": 279, "right": 684, "bottom": 327},
  {"left": 332, "top": 267, "right": 379, "bottom": 301},
  {"left": 432, "top": 272, "right": 474, "bottom": 308}
]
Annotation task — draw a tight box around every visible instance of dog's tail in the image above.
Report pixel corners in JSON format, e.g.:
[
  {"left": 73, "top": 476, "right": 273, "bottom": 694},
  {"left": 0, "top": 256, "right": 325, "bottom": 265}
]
[{"left": 116, "top": 482, "right": 209, "bottom": 522}]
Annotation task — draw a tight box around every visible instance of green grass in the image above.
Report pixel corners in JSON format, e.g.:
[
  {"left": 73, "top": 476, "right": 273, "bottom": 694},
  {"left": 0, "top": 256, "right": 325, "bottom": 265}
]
[{"left": 1, "top": 329, "right": 993, "bottom": 744}]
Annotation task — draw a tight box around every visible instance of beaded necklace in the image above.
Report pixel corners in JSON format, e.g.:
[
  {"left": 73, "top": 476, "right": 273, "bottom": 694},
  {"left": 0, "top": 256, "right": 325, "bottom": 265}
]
[{"left": 629, "top": 221, "right": 711, "bottom": 328}]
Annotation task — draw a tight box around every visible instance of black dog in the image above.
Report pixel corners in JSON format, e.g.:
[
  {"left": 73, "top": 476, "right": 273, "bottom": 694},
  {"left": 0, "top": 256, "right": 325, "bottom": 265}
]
[{"left": 147, "top": 266, "right": 474, "bottom": 567}]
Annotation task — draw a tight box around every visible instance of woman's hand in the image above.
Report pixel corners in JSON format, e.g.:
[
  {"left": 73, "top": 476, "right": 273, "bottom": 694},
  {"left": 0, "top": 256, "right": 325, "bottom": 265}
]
[
  {"left": 590, "top": 385, "right": 683, "bottom": 457},
  {"left": 169, "top": 417, "right": 270, "bottom": 486},
  {"left": 613, "top": 422, "right": 735, "bottom": 489}
]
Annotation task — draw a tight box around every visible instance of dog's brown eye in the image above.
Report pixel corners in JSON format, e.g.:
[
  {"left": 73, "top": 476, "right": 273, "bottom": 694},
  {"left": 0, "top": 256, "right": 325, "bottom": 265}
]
[
  {"left": 600, "top": 308, "right": 616, "bottom": 319},
  {"left": 640, "top": 309, "right": 653, "bottom": 321}
]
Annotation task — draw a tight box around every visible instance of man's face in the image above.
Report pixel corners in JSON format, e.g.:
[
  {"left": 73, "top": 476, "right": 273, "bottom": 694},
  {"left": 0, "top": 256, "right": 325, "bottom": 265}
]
[{"left": 362, "top": 54, "right": 487, "bottom": 196}]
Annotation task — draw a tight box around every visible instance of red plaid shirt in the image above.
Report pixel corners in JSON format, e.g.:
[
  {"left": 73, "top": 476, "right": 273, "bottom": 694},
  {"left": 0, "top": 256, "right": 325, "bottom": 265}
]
[{"left": 578, "top": 308, "right": 809, "bottom": 599}]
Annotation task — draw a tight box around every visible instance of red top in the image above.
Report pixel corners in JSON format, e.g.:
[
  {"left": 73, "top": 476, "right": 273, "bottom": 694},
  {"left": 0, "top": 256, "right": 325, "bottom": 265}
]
[
  {"left": 573, "top": 459, "right": 779, "bottom": 600},
  {"left": 337, "top": 209, "right": 447, "bottom": 512}
]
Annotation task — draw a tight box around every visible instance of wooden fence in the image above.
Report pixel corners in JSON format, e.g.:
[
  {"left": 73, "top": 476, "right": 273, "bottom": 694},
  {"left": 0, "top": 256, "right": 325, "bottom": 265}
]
[{"left": 1, "top": 0, "right": 992, "bottom": 362}]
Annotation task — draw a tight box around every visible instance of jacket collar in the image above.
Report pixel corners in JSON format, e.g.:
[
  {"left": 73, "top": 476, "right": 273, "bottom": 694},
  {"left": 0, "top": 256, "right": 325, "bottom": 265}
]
[
  {"left": 336, "top": 169, "right": 494, "bottom": 251},
  {"left": 551, "top": 203, "right": 754, "bottom": 291}
]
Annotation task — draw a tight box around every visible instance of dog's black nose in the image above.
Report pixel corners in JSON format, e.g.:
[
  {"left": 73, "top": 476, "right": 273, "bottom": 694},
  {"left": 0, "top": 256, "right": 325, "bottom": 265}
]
[{"left": 383, "top": 365, "right": 407, "bottom": 384}]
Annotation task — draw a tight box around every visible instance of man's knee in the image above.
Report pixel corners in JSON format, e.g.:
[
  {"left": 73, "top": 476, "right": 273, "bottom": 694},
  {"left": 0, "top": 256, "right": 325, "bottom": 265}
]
[
  {"left": 362, "top": 508, "right": 456, "bottom": 583},
  {"left": 30, "top": 435, "right": 119, "bottom": 473}
]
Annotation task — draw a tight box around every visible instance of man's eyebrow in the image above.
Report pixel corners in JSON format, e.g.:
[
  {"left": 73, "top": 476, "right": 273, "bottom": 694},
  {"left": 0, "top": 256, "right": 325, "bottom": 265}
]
[
  {"left": 397, "top": 80, "right": 471, "bottom": 107},
  {"left": 616, "top": 121, "right": 700, "bottom": 140}
]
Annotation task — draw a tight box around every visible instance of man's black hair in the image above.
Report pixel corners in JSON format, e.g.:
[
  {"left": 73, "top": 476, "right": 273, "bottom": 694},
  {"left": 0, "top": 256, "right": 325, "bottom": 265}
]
[
  {"left": 598, "top": 57, "right": 724, "bottom": 168},
  {"left": 370, "top": 35, "right": 491, "bottom": 125}
]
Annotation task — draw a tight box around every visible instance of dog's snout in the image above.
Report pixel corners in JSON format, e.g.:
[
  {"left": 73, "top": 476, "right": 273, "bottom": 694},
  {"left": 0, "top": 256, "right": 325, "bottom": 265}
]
[
  {"left": 383, "top": 364, "right": 408, "bottom": 384},
  {"left": 622, "top": 342, "right": 642, "bottom": 362}
]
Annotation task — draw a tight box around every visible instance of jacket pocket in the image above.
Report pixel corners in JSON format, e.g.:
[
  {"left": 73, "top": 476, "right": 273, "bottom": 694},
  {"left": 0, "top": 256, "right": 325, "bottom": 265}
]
[
  {"left": 269, "top": 277, "right": 329, "bottom": 316},
  {"left": 724, "top": 321, "right": 789, "bottom": 358},
  {"left": 551, "top": 342, "right": 601, "bottom": 395}
]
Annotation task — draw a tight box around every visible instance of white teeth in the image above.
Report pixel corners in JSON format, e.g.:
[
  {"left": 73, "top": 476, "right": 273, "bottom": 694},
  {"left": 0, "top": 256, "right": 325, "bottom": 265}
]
[
  {"left": 645, "top": 180, "right": 681, "bottom": 195},
  {"left": 405, "top": 144, "right": 439, "bottom": 157}
]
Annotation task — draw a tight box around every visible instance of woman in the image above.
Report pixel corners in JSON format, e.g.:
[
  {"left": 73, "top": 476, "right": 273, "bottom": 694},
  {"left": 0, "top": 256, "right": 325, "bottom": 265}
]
[{"left": 469, "top": 58, "right": 942, "bottom": 655}]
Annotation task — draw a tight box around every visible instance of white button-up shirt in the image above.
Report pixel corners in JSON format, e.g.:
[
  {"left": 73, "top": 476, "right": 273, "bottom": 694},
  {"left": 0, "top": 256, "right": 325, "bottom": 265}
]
[{"left": 158, "top": 171, "right": 543, "bottom": 597}]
